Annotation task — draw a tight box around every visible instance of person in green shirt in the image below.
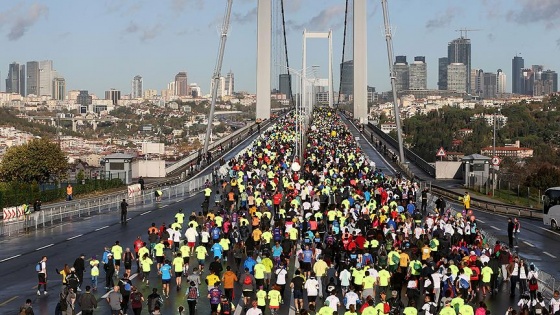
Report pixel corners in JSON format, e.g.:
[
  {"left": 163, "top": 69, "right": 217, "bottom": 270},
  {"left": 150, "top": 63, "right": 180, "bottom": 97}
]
[
  {"left": 195, "top": 244, "right": 208, "bottom": 272},
  {"left": 318, "top": 300, "right": 334, "bottom": 315},
  {"left": 255, "top": 286, "right": 267, "bottom": 314},
  {"left": 153, "top": 241, "right": 165, "bottom": 270},
  {"left": 438, "top": 301, "right": 456, "bottom": 315},
  {"left": 377, "top": 266, "right": 391, "bottom": 299},
  {"left": 140, "top": 253, "right": 153, "bottom": 285},
  {"left": 402, "top": 300, "right": 418, "bottom": 315},
  {"left": 268, "top": 285, "right": 282, "bottom": 313},
  {"left": 458, "top": 303, "right": 474, "bottom": 315},
  {"left": 480, "top": 262, "right": 493, "bottom": 297},
  {"left": 254, "top": 262, "right": 266, "bottom": 288},
  {"left": 172, "top": 252, "right": 184, "bottom": 289}
]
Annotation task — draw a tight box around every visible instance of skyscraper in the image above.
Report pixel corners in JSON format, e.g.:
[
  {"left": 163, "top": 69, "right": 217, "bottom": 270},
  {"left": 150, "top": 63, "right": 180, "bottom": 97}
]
[
  {"left": 409, "top": 56, "right": 427, "bottom": 90},
  {"left": 53, "top": 77, "right": 66, "bottom": 100},
  {"left": 482, "top": 72, "right": 497, "bottom": 99},
  {"left": 224, "top": 71, "right": 234, "bottom": 96},
  {"left": 175, "top": 72, "right": 188, "bottom": 96},
  {"left": 132, "top": 75, "right": 143, "bottom": 99},
  {"left": 279, "top": 74, "right": 292, "bottom": 99},
  {"left": 447, "top": 63, "right": 467, "bottom": 93},
  {"left": 541, "top": 70, "right": 558, "bottom": 93},
  {"left": 393, "top": 56, "right": 409, "bottom": 92},
  {"left": 438, "top": 57, "right": 448, "bottom": 90},
  {"left": 339, "top": 60, "right": 354, "bottom": 98},
  {"left": 26, "top": 61, "right": 39, "bottom": 96},
  {"left": 471, "top": 69, "right": 484, "bottom": 96},
  {"left": 448, "top": 37, "right": 471, "bottom": 93},
  {"left": 6, "top": 62, "right": 25, "bottom": 96},
  {"left": 105, "top": 89, "right": 121, "bottom": 105},
  {"left": 512, "top": 56, "right": 524, "bottom": 94},
  {"left": 497, "top": 69, "right": 507, "bottom": 95},
  {"left": 39, "top": 60, "right": 54, "bottom": 97},
  {"left": 76, "top": 90, "right": 92, "bottom": 113}
]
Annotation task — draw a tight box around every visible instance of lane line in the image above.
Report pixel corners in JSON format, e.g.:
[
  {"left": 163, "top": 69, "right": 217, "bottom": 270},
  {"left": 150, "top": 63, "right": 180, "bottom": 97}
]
[
  {"left": 490, "top": 225, "right": 500, "bottom": 230},
  {"left": 543, "top": 251, "right": 557, "bottom": 258},
  {"left": 0, "top": 254, "right": 21, "bottom": 262},
  {"left": 95, "top": 225, "right": 109, "bottom": 231},
  {"left": 0, "top": 295, "right": 19, "bottom": 307},
  {"left": 140, "top": 211, "right": 151, "bottom": 216},
  {"left": 35, "top": 243, "right": 54, "bottom": 251},
  {"left": 477, "top": 219, "right": 486, "bottom": 224},
  {"left": 522, "top": 241, "right": 535, "bottom": 248},
  {"left": 101, "top": 273, "right": 139, "bottom": 299},
  {"left": 127, "top": 218, "right": 132, "bottom": 221},
  {"left": 162, "top": 205, "right": 169, "bottom": 208},
  {"left": 539, "top": 227, "right": 560, "bottom": 237},
  {"left": 66, "top": 234, "right": 83, "bottom": 240}
]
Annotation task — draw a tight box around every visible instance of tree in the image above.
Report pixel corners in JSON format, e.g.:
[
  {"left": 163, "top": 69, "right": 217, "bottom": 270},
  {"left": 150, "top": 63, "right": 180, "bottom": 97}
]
[{"left": 0, "top": 138, "right": 68, "bottom": 184}]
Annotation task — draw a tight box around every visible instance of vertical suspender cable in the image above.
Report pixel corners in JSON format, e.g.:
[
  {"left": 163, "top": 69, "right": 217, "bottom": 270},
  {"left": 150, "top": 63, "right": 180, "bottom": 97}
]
[
  {"left": 337, "top": 0, "right": 350, "bottom": 108},
  {"left": 280, "top": 0, "right": 294, "bottom": 107}
]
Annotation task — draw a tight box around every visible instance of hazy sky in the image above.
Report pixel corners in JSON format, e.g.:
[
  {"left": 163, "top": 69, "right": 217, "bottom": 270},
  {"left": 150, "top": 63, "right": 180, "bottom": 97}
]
[{"left": 1, "top": 0, "right": 559, "bottom": 97}]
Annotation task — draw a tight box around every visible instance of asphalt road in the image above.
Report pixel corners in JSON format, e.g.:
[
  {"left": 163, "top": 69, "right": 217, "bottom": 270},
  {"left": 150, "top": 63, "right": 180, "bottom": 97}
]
[{"left": 0, "top": 118, "right": 555, "bottom": 314}]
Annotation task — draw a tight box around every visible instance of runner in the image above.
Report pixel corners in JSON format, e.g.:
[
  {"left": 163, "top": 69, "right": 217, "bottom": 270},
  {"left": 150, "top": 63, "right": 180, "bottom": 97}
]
[{"left": 36, "top": 255, "right": 48, "bottom": 296}]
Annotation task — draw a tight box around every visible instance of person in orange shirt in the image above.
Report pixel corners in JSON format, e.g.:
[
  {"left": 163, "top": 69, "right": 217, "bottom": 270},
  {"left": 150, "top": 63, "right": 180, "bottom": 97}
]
[
  {"left": 222, "top": 266, "right": 238, "bottom": 301},
  {"left": 66, "top": 184, "right": 73, "bottom": 201}
]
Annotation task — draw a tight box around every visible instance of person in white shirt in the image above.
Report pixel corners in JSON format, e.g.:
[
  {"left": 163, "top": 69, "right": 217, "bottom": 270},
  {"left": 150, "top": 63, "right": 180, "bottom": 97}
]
[
  {"left": 421, "top": 295, "right": 437, "bottom": 315},
  {"left": 550, "top": 290, "right": 560, "bottom": 315},
  {"left": 304, "top": 274, "right": 319, "bottom": 310},
  {"left": 339, "top": 268, "right": 351, "bottom": 295},
  {"left": 343, "top": 288, "right": 360, "bottom": 310},
  {"left": 246, "top": 300, "right": 263, "bottom": 315},
  {"left": 325, "top": 292, "right": 341, "bottom": 312}
]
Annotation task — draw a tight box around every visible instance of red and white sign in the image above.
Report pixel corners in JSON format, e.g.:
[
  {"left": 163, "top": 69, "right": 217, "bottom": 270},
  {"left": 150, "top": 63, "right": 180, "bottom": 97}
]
[
  {"left": 491, "top": 156, "right": 501, "bottom": 166},
  {"left": 128, "top": 184, "right": 142, "bottom": 198},
  {"left": 2, "top": 205, "right": 24, "bottom": 222},
  {"left": 436, "top": 147, "right": 447, "bottom": 157}
]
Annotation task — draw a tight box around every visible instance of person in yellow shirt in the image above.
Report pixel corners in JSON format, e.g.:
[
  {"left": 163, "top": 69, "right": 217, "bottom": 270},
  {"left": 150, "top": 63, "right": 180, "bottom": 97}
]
[
  {"left": 254, "top": 261, "right": 267, "bottom": 288},
  {"left": 206, "top": 271, "right": 220, "bottom": 287},
  {"left": 402, "top": 300, "right": 418, "bottom": 315},
  {"left": 261, "top": 253, "right": 274, "bottom": 290},
  {"left": 313, "top": 258, "right": 328, "bottom": 298},
  {"left": 140, "top": 253, "right": 153, "bottom": 285},
  {"left": 268, "top": 285, "right": 282, "bottom": 313},
  {"left": 480, "top": 262, "right": 494, "bottom": 297},
  {"left": 362, "top": 270, "right": 376, "bottom": 301},
  {"left": 377, "top": 266, "right": 391, "bottom": 298},
  {"left": 179, "top": 240, "right": 191, "bottom": 274},
  {"left": 195, "top": 244, "right": 208, "bottom": 272},
  {"left": 399, "top": 250, "right": 410, "bottom": 269},
  {"left": 256, "top": 286, "right": 267, "bottom": 313},
  {"left": 111, "top": 241, "right": 124, "bottom": 276},
  {"left": 172, "top": 252, "right": 184, "bottom": 289}
]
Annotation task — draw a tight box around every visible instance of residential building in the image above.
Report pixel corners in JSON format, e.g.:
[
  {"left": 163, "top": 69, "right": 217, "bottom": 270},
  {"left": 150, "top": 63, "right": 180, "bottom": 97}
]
[
  {"left": 448, "top": 36, "right": 471, "bottom": 93},
  {"left": 143, "top": 89, "right": 158, "bottom": 99},
  {"left": 447, "top": 63, "right": 467, "bottom": 93},
  {"left": 394, "top": 56, "right": 409, "bottom": 92},
  {"left": 497, "top": 69, "right": 507, "bottom": 94},
  {"left": 38, "top": 60, "right": 54, "bottom": 97},
  {"left": 481, "top": 140, "right": 533, "bottom": 159},
  {"left": 512, "top": 56, "right": 524, "bottom": 94},
  {"left": 132, "top": 75, "right": 143, "bottom": 99},
  {"left": 409, "top": 56, "right": 427, "bottom": 90},
  {"left": 175, "top": 72, "right": 188, "bottom": 96},
  {"left": 53, "top": 77, "right": 66, "bottom": 100},
  {"left": 189, "top": 83, "right": 201, "bottom": 98},
  {"left": 224, "top": 71, "right": 234, "bottom": 96}
]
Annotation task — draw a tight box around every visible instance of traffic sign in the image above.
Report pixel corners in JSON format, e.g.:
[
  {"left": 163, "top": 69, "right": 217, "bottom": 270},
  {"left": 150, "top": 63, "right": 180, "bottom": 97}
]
[
  {"left": 491, "top": 156, "right": 501, "bottom": 166},
  {"left": 436, "top": 147, "right": 447, "bottom": 157}
]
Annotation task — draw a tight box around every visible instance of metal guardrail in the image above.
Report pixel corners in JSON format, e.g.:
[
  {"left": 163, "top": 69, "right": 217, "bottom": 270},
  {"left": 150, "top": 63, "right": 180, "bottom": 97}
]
[{"left": 0, "top": 174, "right": 213, "bottom": 237}]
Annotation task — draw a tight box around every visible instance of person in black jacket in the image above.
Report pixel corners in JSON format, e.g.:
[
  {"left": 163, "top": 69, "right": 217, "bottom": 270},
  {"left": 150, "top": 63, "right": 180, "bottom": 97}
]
[
  {"left": 73, "top": 253, "right": 86, "bottom": 290},
  {"left": 79, "top": 286, "right": 98, "bottom": 315}
]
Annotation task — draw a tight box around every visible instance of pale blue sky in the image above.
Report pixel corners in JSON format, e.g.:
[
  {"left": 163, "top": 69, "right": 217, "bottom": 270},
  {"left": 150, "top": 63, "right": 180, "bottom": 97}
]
[{"left": 1, "top": 0, "right": 559, "bottom": 96}]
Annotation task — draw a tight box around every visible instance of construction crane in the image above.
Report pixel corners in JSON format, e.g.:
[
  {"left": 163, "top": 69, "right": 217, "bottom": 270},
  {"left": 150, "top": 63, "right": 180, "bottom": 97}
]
[
  {"left": 380, "top": 0, "right": 405, "bottom": 164},
  {"left": 455, "top": 28, "right": 481, "bottom": 39},
  {"left": 204, "top": 0, "right": 233, "bottom": 155}
]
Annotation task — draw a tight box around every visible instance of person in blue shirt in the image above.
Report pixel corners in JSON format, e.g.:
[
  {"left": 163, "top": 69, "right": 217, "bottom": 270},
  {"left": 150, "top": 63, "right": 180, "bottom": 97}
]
[
  {"left": 272, "top": 242, "right": 283, "bottom": 265},
  {"left": 243, "top": 255, "right": 257, "bottom": 274},
  {"left": 301, "top": 245, "right": 314, "bottom": 278},
  {"left": 406, "top": 200, "right": 416, "bottom": 215},
  {"left": 159, "top": 260, "right": 172, "bottom": 298},
  {"left": 211, "top": 242, "right": 224, "bottom": 260}
]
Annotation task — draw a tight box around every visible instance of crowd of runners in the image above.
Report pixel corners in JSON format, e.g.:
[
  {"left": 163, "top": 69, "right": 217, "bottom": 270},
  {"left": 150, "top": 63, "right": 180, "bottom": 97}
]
[{"left": 27, "top": 109, "right": 560, "bottom": 315}]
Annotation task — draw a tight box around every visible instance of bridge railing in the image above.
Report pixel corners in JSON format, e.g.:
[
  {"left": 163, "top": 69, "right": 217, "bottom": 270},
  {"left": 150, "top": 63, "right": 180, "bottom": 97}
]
[
  {"left": 0, "top": 173, "right": 213, "bottom": 237},
  {"left": 367, "top": 122, "right": 436, "bottom": 177}
]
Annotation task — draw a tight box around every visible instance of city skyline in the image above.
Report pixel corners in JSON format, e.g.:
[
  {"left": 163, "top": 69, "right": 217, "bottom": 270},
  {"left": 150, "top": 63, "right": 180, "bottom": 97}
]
[{"left": 0, "top": 1, "right": 559, "bottom": 96}]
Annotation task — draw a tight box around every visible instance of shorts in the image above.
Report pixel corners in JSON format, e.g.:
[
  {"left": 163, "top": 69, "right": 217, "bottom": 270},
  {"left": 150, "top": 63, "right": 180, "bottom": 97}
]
[
  {"left": 188, "top": 242, "right": 196, "bottom": 248},
  {"left": 264, "top": 272, "right": 271, "bottom": 280},
  {"left": 301, "top": 262, "right": 312, "bottom": 272},
  {"left": 143, "top": 270, "right": 150, "bottom": 278},
  {"left": 38, "top": 273, "right": 46, "bottom": 284},
  {"left": 354, "top": 284, "right": 363, "bottom": 292},
  {"left": 198, "top": 259, "right": 205, "bottom": 266},
  {"left": 308, "top": 295, "right": 317, "bottom": 302},
  {"left": 293, "top": 290, "right": 303, "bottom": 299},
  {"left": 124, "top": 262, "right": 132, "bottom": 269},
  {"left": 115, "top": 260, "right": 121, "bottom": 266},
  {"left": 183, "top": 257, "right": 189, "bottom": 264},
  {"left": 243, "top": 290, "right": 253, "bottom": 297},
  {"left": 162, "top": 279, "right": 171, "bottom": 284},
  {"left": 156, "top": 256, "right": 164, "bottom": 264},
  {"left": 175, "top": 272, "right": 183, "bottom": 277},
  {"left": 270, "top": 306, "right": 280, "bottom": 310}
]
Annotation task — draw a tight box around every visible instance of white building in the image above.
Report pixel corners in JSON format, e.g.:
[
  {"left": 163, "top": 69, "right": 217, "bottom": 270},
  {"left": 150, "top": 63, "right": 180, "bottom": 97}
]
[
  {"left": 497, "top": 69, "right": 507, "bottom": 94},
  {"left": 447, "top": 63, "right": 467, "bottom": 93}
]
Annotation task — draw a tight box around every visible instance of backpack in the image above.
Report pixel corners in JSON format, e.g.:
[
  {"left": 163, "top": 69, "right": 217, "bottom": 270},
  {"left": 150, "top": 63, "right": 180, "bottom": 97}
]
[
  {"left": 414, "top": 261, "right": 422, "bottom": 272},
  {"left": 428, "top": 302, "right": 437, "bottom": 315},
  {"left": 19, "top": 306, "right": 30, "bottom": 315},
  {"left": 35, "top": 262, "right": 41, "bottom": 272},
  {"left": 149, "top": 295, "right": 163, "bottom": 310},
  {"left": 221, "top": 301, "right": 232, "bottom": 315},
  {"left": 187, "top": 286, "right": 198, "bottom": 300},
  {"left": 59, "top": 293, "right": 68, "bottom": 311},
  {"left": 243, "top": 274, "right": 252, "bottom": 285},
  {"left": 384, "top": 302, "right": 391, "bottom": 314},
  {"left": 391, "top": 253, "right": 400, "bottom": 265}
]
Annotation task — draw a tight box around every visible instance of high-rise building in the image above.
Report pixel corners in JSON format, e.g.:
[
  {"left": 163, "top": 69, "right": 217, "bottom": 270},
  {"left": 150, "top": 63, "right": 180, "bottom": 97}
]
[
  {"left": 393, "top": 56, "right": 409, "bottom": 92},
  {"left": 132, "top": 75, "right": 143, "bottom": 99},
  {"left": 447, "top": 63, "right": 467, "bottom": 93},
  {"left": 520, "top": 68, "right": 534, "bottom": 96},
  {"left": 512, "top": 56, "right": 524, "bottom": 94},
  {"left": 438, "top": 57, "right": 448, "bottom": 90},
  {"left": 541, "top": 70, "right": 558, "bottom": 93},
  {"left": 38, "top": 60, "right": 54, "bottom": 97},
  {"left": 174, "top": 72, "right": 188, "bottom": 96},
  {"left": 471, "top": 69, "right": 484, "bottom": 96},
  {"left": 224, "top": 71, "right": 234, "bottom": 96},
  {"left": 105, "top": 89, "right": 121, "bottom": 105},
  {"left": 409, "top": 56, "right": 427, "bottom": 90},
  {"left": 52, "top": 77, "right": 66, "bottom": 100},
  {"left": 6, "top": 62, "right": 25, "bottom": 96},
  {"left": 497, "top": 69, "right": 507, "bottom": 94},
  {"left": 448, "top": 37, "right": 471, "bottom": 93},
  {"left": 210, "top": 77, "right": 227, "bottom": 98},
  {"left": 26, "top": 61, "right": 39, "bottom": 96},
  {"left": 482, "top": 72, "right": 497, "bottom": 99},
  {"left": 76, "top": 90, "right": 92, "bottom": 113},
  {"left": 339, "top": 60, "right": 354, "bottom": 97},
  {"left": 279, "top": 74, "right": 292, "bottom": 99}
]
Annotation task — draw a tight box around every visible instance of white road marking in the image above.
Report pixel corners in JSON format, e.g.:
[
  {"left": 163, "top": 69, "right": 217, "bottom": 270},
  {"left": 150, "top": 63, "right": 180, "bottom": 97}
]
[
  {"left": 101, "top": 273, "right": 139, "bottom": 299},
  {"left": 490, "top": 225, "right": 500, "bottom": 230},
  {"left": 477, "top": 219, "right": 486, "bottom": 224},
  {"left": 543, "top": 251, "right": 557, "bottom": 258},
  {"left": 95, "top": 225, "right": 109, "bottom": 231},
  {"left": 539, "top": 227, "right": 560, "bottom": 236},
  {"left": 66, "top": 234, "right": 83, "bottom": 240},
  {"left": 0, "top": 254, "right": 21, "bottom": 262},
  {"left": 162, "top": 205, "right": 168, "bottom": 208},
  {"left": 35, "top": 244, "right": 54, "bottom": 251},
  {"left": 140, "top": 211, "right": 151, "bottom": 216},
  {"left": 127, "top": 218, "right": 132, "bottom": 221},
  {"left": 522, "top": 241, "right": 535, "bottom": 248}
]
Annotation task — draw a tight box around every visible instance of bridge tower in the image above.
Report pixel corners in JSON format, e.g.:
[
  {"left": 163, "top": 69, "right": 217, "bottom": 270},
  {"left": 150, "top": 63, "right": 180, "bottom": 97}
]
[
  {"left": 353, "top": 0, "right": 368, "bottom": 123},
  {"left": 256, "top": 0, "right": 272, "bottom": 120}
]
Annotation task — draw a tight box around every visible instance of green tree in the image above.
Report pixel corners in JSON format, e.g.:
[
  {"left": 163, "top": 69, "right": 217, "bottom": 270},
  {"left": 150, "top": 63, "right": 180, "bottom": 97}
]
[{"left": 0, "top": 138, "right": 69, "bottom": 183}]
